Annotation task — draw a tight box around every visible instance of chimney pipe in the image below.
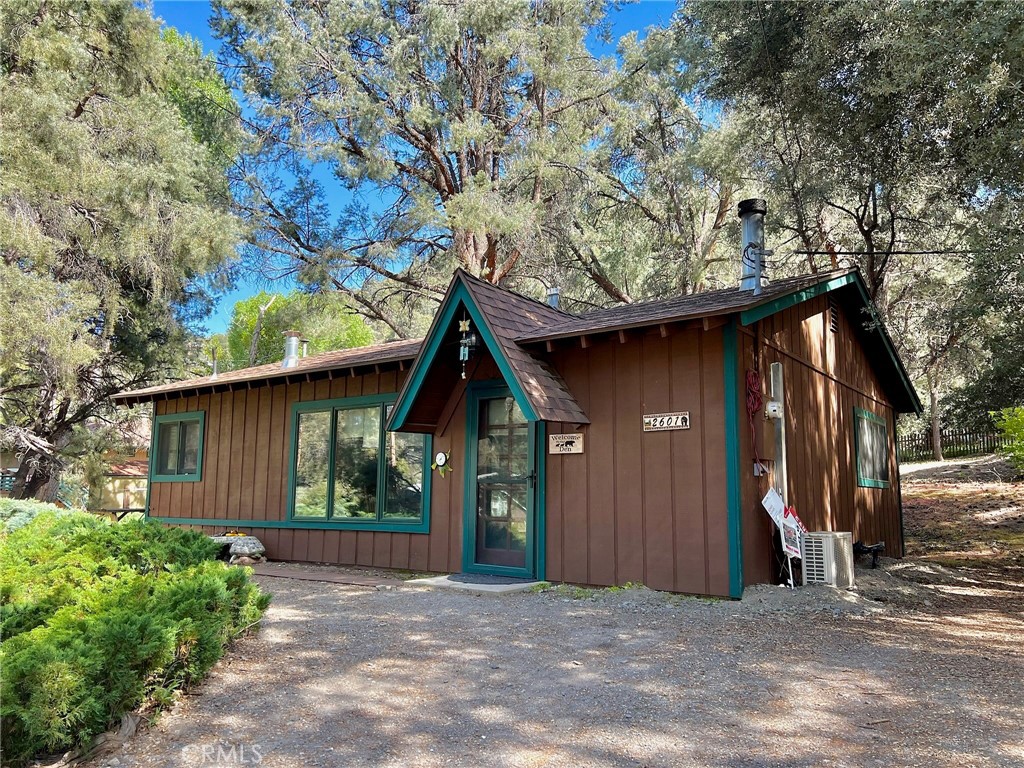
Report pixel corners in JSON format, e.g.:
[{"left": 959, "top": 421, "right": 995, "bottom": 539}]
[
  {"left": 738, "top": 198, "right": 768, "bottom": 294},
  {"left": 546, "top": 286, "right": 561, "bottom": 308},
  {"left": 282, "top": 330, "right": 302, "bottom": 369}
]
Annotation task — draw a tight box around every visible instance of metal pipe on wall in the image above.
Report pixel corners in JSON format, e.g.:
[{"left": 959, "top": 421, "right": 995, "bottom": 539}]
[{"left": 770, "top": 362, "right": 788, "bottom": 504}]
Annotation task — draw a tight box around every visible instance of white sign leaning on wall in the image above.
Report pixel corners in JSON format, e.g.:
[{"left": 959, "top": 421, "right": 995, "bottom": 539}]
[
  {"left": 548, "top": 433, "right": 584, "bottom": 454},
  {"left": 642, "top": 411, "right": 691, "bottom": 431}
]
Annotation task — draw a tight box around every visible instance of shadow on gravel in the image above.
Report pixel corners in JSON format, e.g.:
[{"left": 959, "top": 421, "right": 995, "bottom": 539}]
[
  {"left": 96, "top": 570, "right": 1024, "bottom": 768},
  {"left": 92, "top": 456, "right": 1024, "bottom": 768}
]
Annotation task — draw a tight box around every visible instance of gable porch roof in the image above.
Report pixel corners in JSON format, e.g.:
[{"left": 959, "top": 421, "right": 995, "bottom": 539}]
[{"left": 386, "top": 270, "right": 590, "bottom": 431}]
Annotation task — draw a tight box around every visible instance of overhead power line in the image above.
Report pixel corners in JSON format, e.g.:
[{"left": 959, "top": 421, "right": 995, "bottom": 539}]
[{"left": 793, "top": 250, "right": 994, "bottom": 257}]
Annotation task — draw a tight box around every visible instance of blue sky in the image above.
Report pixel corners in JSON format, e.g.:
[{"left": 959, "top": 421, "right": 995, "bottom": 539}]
[{"left": 152, "top": 0, "right": 676, "bottom": 332}]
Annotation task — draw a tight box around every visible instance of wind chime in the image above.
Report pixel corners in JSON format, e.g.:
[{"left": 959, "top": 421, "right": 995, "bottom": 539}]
[{"left": 458, "top": 314, "right": 478, "bottom": 379}]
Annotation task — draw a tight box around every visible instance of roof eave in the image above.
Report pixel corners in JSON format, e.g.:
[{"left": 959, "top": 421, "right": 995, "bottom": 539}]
[
  {"left": 110, "top": 346, "right": 420, "bottom": 406},
  {"left": 515, "top": 309, "right": 734, "bottom": 345},
  {"left": 738, "top": 271, "right": 922, "bottom": 415}
]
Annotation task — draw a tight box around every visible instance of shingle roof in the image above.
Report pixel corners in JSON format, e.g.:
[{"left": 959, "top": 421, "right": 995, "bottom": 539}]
[
  {"left": 516, "top": 270, "right": 854, "bottom": 343},
  {"left": 105, "top": 459, "right": 149, "bottom": 477},
  {"left": 111, "top": 338, "right": 422, "bottom": 405},
  {"left": 113, "top": 267, "right": 917, "bottom": 417},
  {"left": 458, "top": 271, "right": 590, "bottom": 424}
]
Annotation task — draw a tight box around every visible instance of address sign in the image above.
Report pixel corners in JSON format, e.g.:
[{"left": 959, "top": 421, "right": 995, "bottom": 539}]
[{"left": 642, "top": 411, "right": 691, "bottom": 432}]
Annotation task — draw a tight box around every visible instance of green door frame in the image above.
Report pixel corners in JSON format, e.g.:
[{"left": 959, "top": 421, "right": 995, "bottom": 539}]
[{"left": 461, "top": 380, "right": 544, "bottom": 579}]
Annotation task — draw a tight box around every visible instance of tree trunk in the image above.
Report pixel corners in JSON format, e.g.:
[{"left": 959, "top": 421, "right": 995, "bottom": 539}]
[
  {"left": 249, "top": 295, "right": 277, "bottom": 367},
  {"left": 929, "top": 383, "right": 944, "bottom": 462},
  {"left": 10, "top": 450, "right": 56, "bottom": 501}
]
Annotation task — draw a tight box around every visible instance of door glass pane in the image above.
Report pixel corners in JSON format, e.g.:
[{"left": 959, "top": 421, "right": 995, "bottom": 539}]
[
  {"left": 383, "top": 431, "right": 424, "bottom": 519},
  {"left": 506, "top": 428, "right": 529, "bottom": 477},
  {"left": 484, "top": 517, "right": 507, "bottom": 549},
  {"left": 508, "top": 486, "right": 527, "bottom": 552},
  {"left": 486, "top": 396, "right": 525, "bottom": 425},
  {"left": 475, "top": 395, "right": 529, "bottom": 569},
  {"left": 180, "top": 421, "right": 200, "bottom": 474},
  {"left": 333, "top": 406, "right": 380, "bottom": 518},
  {"left": 293, "top": 410, "right": 331, "bottom": 518},
  {"left": 156, "top": 423, "right": 180, "bottom": 475},
  {"left": 480, "top": 399, "right": 528, "bottom": 479}
]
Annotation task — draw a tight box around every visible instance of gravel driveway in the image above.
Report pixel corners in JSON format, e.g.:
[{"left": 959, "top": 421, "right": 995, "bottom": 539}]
[{"left": 91, "top": 562, "right": 1024, "bottom": 768}]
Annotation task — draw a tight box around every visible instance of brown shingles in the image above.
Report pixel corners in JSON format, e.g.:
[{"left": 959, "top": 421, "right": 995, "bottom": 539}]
[
  {"left": 457, "top": 271, "right": 590, "bottom": 424},
  {"left": 515, "top": 270, "right": 855, "bottom": 344},
  {"left": 111, "top": 339, "right": 422, "bottom": 405}
]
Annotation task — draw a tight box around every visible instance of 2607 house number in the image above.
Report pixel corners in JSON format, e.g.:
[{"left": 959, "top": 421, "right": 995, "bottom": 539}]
[{"left": 642, "top": 412, "right": 691, "bottom": 431}]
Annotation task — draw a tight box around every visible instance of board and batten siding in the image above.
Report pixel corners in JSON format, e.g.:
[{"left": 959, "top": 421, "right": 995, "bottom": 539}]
[
  {"left": 149, "top": 367, "right": 465, "bottom": 574},
  {"left": 739, "top": 293, "right": 904, "bottom": 586},
  {"left": 542, "top": 327, "right": 732, "bottom": 597}
]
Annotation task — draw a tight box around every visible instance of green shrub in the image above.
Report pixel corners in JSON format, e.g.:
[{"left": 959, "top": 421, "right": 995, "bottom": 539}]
[
  {"left": 0, "top": 512, "right": 270, "bottom": 766},
  {"left": 995, "top": 406, "right": 1024, "bottom": 474},
  {"left": 0, "top": 498, "right": 75, "bottom": 533}
]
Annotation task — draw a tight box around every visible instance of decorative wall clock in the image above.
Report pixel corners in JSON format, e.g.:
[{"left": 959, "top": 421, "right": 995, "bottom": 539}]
[{"left": 431, "top": 451, "right": 452, "bottom": 477}]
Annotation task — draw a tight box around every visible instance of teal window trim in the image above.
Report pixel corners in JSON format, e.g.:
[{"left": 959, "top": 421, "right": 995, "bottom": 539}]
[
  {"left": 148, "top": 516, "right": 416, "bottom": 531},
  {"left": 388, "top": 278, "right": 539, "bottom": 433},
  {"left": 722, "top": 320, "right": 744, "bottom": 598},
  {"left": 286, "top": 393, "right": 432, "bottom": 532},
  {"left": 144, "top": 404, "right": 157, "bottom": 517},
  {"left": 854, "top": 406, "right": 891, "bottom": 489},
  {"left": 535, "top": 420, "right": 546, "bottom": 582},
  {"left": 150, "top": 411, "right": 205, "bottom": 483},
  {"left": 460, "top": 381, "right": 538, "bottom": 580}
]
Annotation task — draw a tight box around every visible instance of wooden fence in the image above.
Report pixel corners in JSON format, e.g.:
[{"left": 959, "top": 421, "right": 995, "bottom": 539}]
[{"left": 897, "top": 429, "right": 1008, "bottom": 463}]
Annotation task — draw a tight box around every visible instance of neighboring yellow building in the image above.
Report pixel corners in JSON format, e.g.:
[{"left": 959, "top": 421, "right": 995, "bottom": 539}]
[{"left": 94, "top": 450, "right": 149, "bottom": 517}]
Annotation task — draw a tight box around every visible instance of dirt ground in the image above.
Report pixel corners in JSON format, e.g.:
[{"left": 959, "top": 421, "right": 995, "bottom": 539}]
[
  {"left": 901, "top": 454, "right": 1024, "bottom": 573},
  {"left": 84, "top": 457, "right": 1024, "bottom": 768}
]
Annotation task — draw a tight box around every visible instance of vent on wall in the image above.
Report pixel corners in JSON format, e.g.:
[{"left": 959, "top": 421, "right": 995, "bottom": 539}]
[
  {"left": 803, "top": 532, "right": 855, "bottom": 587},
  {"left": 828, "top": 296, "right": 840, "bottom": 333}
]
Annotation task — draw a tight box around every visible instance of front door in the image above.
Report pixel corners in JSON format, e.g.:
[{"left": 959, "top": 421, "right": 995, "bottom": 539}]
[{"left": 465, "top": 385, "right": 536, "bottom": 576}]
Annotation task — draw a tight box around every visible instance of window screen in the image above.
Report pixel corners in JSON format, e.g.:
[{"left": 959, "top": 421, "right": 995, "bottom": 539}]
[
  {"left": 855, "top": 408, "right": 890, "bottom": 488},
  {"left": 153, "top": 413, "right": 204, "bottom": 481}
]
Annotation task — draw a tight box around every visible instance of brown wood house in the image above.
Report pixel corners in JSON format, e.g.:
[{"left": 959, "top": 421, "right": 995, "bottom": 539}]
[{"left": 113, "top": 236, "right": 920, "bottom": 598}]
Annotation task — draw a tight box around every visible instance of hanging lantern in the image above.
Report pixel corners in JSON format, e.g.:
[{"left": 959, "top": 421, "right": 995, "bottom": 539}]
[{"left": 458, "top": 316, "right": 478, "bottom": 379}]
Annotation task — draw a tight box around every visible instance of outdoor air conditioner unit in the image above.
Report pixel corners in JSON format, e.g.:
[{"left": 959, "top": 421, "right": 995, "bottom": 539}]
[{"left": 802, "top": 532, "right": 855, "bottom": 588}]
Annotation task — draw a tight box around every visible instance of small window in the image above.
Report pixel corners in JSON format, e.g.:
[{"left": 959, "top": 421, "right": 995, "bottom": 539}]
[
  {"left": 854, "top": 407, "right": 889, "bottom": 488},
  {"left": 290, "top": 397, "right": 430, "bottom": 529},
  {"left": 152, "top": 412, "right": 205, "bottom": 482}
]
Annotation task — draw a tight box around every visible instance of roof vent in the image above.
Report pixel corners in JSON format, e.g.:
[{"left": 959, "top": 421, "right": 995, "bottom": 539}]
[
  {"left": 282, "top": 330, "right": 302, "bottom": 369},
  {"left": 546, "top": 286, "right": 561, "bottom": 308},
  {"left": 738, "top": 198, "right": 770, "bottom": 295}
]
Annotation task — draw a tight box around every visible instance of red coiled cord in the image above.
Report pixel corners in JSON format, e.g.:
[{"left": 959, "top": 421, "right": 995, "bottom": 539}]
[{"left": 746, "top": 369, "right": 764, "bottom": 472}]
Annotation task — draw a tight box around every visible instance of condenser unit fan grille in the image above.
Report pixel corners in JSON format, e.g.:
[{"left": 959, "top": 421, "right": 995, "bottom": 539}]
[{"left": 803, "top": 536, "right": 828, "bottom": 583}]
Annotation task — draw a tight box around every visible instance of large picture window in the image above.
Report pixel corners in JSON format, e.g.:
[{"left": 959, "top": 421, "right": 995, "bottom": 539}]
[
  {"left": 152, "top": 412, "right": 205, "bottom": 482},
  {"left": 854, "top": 407, "right": 890, "bottom": 489},
  {"left": 289, "top": 396, "right": 430, "bottom": 530}
]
